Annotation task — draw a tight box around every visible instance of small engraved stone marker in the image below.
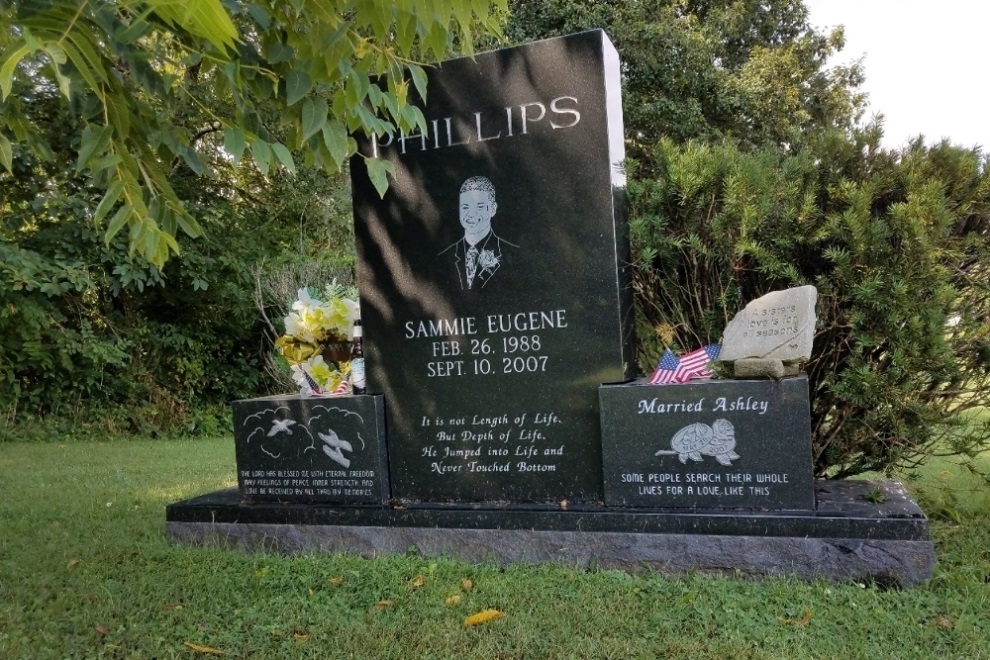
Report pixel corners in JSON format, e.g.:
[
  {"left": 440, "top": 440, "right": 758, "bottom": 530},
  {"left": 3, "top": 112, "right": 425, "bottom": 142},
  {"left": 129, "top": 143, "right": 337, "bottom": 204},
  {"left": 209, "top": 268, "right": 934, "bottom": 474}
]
[{"left": 719, "top": 285, "right": 817, "bottom": 363}]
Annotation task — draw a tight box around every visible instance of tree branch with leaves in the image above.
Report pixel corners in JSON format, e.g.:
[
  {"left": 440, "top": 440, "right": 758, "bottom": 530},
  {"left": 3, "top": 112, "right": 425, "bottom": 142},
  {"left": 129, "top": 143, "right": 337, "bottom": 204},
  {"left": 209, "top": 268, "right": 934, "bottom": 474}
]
[{"left": 0, "top": 0, "right": 507, "bottom": 266}]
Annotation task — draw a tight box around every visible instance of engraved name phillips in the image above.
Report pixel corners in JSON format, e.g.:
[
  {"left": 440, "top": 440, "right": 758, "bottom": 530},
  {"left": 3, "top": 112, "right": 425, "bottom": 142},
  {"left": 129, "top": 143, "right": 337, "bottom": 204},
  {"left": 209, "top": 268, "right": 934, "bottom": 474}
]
[{"left": 369, "top": 96, "right": 582, "bottom": 158}]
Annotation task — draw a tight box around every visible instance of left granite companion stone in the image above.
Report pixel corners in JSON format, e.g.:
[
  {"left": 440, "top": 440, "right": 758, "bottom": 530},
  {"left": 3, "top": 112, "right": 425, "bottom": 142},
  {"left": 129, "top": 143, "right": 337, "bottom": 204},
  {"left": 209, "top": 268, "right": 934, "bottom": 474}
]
[{"left": 232, "top": 394, "right": 389, "bottom": 505}]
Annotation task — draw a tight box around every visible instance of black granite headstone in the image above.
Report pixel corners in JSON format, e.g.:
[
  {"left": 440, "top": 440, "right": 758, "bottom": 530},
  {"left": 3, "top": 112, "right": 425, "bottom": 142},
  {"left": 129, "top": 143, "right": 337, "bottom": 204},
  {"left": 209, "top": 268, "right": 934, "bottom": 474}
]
[
  {"left": 351, "top": 30, "right": 633, "bottom": 503},
  {"left": 599, "top": 376, "right": 815, "bottom": 510},
  {"left": 232, "top": 395, "right": 388, "bottom": 504}
]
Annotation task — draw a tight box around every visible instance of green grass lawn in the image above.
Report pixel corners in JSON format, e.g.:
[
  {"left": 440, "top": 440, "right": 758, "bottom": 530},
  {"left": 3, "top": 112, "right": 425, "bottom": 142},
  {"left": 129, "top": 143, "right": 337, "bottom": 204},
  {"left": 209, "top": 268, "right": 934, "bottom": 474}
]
[{"left": 1, "top": 438, "right": 987, "bottom": 659}]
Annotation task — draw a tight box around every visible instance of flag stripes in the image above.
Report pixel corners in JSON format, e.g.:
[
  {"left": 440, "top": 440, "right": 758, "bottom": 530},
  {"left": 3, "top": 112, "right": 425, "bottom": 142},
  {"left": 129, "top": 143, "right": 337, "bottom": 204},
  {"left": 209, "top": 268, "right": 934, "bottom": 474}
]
[{"left": 649, "top": 344, "right": 721, "bottom": 385}]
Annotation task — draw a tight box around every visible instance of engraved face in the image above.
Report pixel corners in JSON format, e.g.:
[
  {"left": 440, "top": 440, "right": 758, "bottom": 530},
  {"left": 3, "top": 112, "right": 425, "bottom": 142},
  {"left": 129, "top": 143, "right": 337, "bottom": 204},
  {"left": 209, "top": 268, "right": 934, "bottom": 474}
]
[{"left": 459, "top": 188, "right": 496, "bottom": 236}]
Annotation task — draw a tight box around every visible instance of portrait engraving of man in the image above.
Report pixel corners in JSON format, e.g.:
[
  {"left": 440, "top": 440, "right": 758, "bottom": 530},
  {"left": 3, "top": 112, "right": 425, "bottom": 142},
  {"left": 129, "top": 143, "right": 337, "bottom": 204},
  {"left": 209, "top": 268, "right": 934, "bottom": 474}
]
[{"left": 439, "top": 176, "right": 518, "bottom": 290}]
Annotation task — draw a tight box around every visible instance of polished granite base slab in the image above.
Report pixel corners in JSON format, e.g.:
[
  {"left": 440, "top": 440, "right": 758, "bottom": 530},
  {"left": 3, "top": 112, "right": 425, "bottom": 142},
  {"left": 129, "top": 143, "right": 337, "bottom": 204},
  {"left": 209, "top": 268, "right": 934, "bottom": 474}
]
[{"left": 165, "top": 480, "right": 935, "bottom": 587}]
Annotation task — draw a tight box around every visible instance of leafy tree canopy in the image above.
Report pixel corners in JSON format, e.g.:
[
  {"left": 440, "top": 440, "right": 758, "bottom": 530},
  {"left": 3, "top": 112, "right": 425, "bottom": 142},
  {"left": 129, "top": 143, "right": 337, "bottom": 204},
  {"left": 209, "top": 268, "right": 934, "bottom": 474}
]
[
  {"left": 0, "top": 0, "right": 507, "bottom": 266},
  {"left": 505, "top": 0, "right": 866, "bottom": 156}
]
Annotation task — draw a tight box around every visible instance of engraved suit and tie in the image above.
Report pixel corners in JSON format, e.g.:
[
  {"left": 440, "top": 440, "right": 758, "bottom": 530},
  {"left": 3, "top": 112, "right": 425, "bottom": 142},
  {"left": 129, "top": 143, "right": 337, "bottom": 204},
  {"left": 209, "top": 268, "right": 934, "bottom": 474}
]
[{"left": 439, "top": 176, "right": 518, "bottom": 290}]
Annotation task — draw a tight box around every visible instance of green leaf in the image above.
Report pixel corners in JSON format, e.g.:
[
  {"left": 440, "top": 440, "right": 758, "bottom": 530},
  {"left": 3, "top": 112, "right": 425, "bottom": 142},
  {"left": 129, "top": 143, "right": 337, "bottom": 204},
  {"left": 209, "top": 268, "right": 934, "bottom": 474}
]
[
  {"left": 322, "top": 121, "right": 349, "bottom": 169},
  {"left": 471, "top": 0, "right": 491, "bottom": 25},
  {"left": 246, "top": 3, "right": 271, "bottom": 29},
  {"left": 105, "top": 204, "right": 133, "bottom": 244},
  {"left": 365, "top": 157, "right": 395, "bottom": 198},
  {"left": 64, "top": 31, "right": 109, "bottom": 88},
  {"left": 115, "top": 9, "right": 155, "bottom": 44},
  {"left": 42, "top": 42, "right": 67, "bottom": 66},
  {"left": 267, "top": 41, "right": 293, "bottom": 64},
  {"left": 54, "top": 67, "right": 73, "bottom": 100},
  {"left": 174, "top": 207, "right": 203, "bottom": 238},
  {"left": 76, "top": 125, "right": 112, "bottom": 174},
  {"left": 270, "top": 142, "right": 295, "bottom": 174},
  {"left": 105, "top": 94, "right": 131, "bottom": 140},
  {"left": 300, "top": 97, "right": 327, "bottom": 143},
  {"left": 142, "top": 219, "right": 160, "bottom": 258},
  {"left": 162, "top": 210, "right": 178, "bottom": 240},
  {"left": 223, "top": 127, "right": 246, "bottom": 163},
  {"left": 151, "top": 228, "right": 180, "bottom": 268},
  {"left": 367, "top": 82, "right": 383, "bottom": 107},
  {"left": 0, "top": 133, "right": 11, "bottom": 172},
  {"left": 147, "top": 0, "right": 239, "bottom": 53},
  {"left": 395, "top": 10, "right": 416, "bottom": 54},
  {"left": 383, "top": 90, "right": 400, "bottom": 122},
  {"left": 285, "top": 70, "right": 312, "bottom": 106},
  {"left": 349, "top": 67, "right": 370, "bottom": 102},
  {"left": 179, "top": 145, "right": 205, "bottom": 175},
  {"left": 250, "top": 137, "right": 271, "bottom": 175},
  {"left": 424, "top": 23, "right": 448, "bottom": 60},
  {"left": 0, "top": 45, "right": 31, "bottom": 100},
  {"left": 454, "top": 1, "right": 475, "bottom": 44},
  {"left": 93, "top": 179, "right": 125, "bottom": 225},
  {"left": 409, "top": 65, "right": 428, "bottom": 104},
  {"left": 325, "top": 18, "right": 352, "bottom": 46},
  {"left": 403, "top": 104, "right": 428, "bottom": 135}
]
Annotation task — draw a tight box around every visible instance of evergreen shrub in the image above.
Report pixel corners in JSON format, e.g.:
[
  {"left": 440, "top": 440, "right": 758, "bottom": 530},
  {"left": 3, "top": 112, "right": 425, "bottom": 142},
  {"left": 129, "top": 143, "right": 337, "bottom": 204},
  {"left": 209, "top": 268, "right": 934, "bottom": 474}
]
[{"left": 630, "top": 137, "right": 990, "bottom": 477}]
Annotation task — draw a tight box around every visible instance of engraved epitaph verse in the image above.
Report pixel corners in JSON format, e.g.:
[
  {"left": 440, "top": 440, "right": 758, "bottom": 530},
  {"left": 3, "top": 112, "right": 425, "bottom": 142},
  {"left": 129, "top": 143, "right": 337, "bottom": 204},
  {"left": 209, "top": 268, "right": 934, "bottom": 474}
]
[{"left": 352, "top": 31, "right": 633, "bottom": 502}]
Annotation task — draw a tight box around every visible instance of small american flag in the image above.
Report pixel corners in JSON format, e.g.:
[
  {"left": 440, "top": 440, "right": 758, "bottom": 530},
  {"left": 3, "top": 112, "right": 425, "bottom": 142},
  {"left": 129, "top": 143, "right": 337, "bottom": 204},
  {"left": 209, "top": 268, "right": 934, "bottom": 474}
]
[
  {"left": 648, "top": 348, "right": 681, "bottom": 384},
  {"left": 649, "top": 344, "right": 721, "bottom": 385},
  {"left": 675, "top": 344, "right": 721, "bottom": 381},
  {"left": 332, "top": 378, "right": 350, "bottom": 395},
  {"left": 302, "top": 369, "right": 323, "bottom": 394}
]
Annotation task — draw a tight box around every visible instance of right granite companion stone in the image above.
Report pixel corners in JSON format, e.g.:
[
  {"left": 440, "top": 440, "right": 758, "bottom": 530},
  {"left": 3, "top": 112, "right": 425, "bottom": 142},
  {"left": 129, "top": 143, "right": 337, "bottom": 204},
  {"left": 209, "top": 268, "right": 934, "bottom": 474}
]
[{"left": 598, "top": 375, "right": 815, "bottom": 510}]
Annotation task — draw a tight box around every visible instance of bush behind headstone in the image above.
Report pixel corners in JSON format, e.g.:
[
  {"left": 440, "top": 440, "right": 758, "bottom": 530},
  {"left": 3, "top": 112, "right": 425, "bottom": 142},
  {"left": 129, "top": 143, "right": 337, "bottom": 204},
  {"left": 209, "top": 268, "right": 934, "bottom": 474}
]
[{"left": 630, "top": 136, "right": 990, "bottom": 478}]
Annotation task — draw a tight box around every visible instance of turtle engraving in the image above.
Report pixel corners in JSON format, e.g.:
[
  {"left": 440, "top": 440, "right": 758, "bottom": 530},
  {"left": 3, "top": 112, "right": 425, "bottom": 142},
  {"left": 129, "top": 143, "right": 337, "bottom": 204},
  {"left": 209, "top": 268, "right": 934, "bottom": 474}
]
[{"left": 655, "top": 418, "right": 740, "bottom": 466}]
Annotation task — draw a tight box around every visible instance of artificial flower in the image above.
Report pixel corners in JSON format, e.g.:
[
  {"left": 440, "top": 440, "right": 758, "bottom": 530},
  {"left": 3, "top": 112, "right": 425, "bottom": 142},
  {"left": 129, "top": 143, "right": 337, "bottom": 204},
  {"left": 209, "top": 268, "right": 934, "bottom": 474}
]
[
  {"left": 275, "top": 336, "right": 320, "bottom": 363},
  {"left": 282, "top": 288, "right": 358, "bottom": 344},
  {"left": 478, "top": 249, "right": 500, "bottom": 272},
  {"left": 289, "top": 355, "right": 347, "bottom": 394}
]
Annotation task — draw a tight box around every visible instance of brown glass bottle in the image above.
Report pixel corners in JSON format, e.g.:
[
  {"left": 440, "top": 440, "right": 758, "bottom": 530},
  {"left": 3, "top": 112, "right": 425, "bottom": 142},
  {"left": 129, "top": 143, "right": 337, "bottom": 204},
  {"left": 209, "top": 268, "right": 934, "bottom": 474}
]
[{"left": 350, "top": 319, "right": 366, "bottom": 394}]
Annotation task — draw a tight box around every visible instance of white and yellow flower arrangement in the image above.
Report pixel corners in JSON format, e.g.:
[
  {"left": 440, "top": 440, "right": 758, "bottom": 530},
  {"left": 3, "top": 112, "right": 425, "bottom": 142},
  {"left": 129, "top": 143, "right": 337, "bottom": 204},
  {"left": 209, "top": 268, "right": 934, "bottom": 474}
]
[{"left": 274, "top": 282, "right": 359, "bottom": 395}]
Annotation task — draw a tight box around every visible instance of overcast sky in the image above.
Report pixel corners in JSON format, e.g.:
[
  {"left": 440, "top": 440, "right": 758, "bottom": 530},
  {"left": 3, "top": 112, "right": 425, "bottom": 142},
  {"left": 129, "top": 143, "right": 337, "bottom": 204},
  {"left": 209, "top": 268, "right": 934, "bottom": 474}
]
[{"left": 804, "top": 0, "right": 988, "bottom": 152}]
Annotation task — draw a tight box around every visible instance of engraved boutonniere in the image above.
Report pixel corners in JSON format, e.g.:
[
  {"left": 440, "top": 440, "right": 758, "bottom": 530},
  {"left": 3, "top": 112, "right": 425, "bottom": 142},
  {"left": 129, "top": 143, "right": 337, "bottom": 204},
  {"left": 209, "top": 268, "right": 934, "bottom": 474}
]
[{"left": 477, "top": 249, "right": 500, "bottom": 272}]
